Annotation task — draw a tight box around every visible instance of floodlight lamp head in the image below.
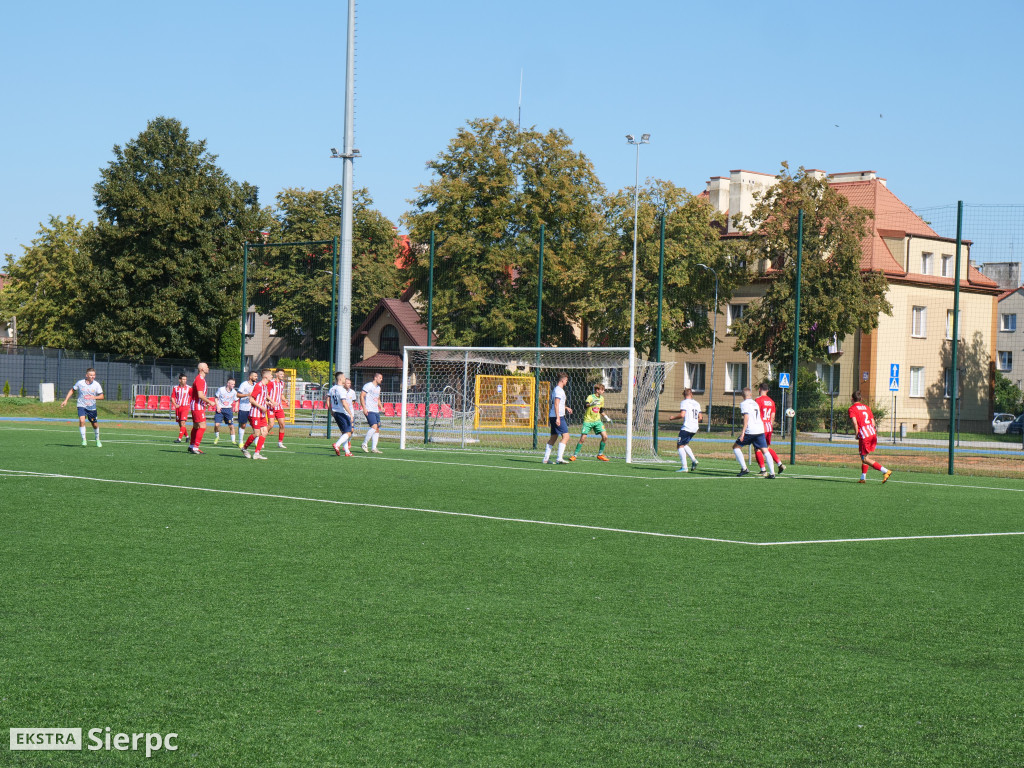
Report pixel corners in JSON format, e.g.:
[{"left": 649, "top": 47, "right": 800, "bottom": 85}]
[
  {"left": 331, "top": 147, "right": 339, "bottom": 155},
  {"left": 626, "top": 134, "right": 635, "bottom": 142},
  {"left": 641, "top": 133, "right": 651, "bottom": 142}
]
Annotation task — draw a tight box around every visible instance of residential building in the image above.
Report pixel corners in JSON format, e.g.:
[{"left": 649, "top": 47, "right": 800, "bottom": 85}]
[
  {"left": 351, "top": 298, "right": 435, "bottom": 391},
  {"left": 996, "top": 286, "right": 1024, "bottom": 388},
  {"left": 659, "top": 170, "right": 1001, "bottom": 433}
]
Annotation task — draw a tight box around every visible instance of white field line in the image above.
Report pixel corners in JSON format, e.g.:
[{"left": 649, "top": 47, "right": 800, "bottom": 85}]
[
  {"left": 4, "top": 425, "right": 1024, "bottom": 493},
  {"left": 2, "top": 468, "right": 1023, "bottom": 547}
]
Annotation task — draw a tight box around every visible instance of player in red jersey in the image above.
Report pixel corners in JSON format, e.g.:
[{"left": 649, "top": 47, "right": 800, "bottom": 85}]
[
  {"left": 241, "top": 368, "right": 273, "bottom": 459},
  {"left": 171, "top": 373, "right": 192, "bottom": 443},
  {"left": 268, "top": 368, "right": 288, "bottom": 449},
  {"left": 848, "top": 391, "right": 892, "bottom": 483},
  {"left": 188, "top": 362, "right": 213, "bottom": 454},
  {"left": 752, "top": 382, "right": 785, "bottom": 476}
]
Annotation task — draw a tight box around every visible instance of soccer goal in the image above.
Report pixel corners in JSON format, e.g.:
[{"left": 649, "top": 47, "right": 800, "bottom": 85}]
[{"left": 400, "top": 347, "right": 673, "bottom": 463}]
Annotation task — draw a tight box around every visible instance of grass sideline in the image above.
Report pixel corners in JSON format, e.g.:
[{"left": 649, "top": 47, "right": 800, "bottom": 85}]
[{"left": 2, "top": 423, "right": 1023, "bottom": 767}]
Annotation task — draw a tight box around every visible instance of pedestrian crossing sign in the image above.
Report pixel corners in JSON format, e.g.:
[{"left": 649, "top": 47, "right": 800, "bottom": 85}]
[{"left": 778, "top": 372, "right": 790, "bottom": 389}]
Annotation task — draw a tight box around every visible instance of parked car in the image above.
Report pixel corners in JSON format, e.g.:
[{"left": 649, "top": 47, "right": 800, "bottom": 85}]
[
  {"left": 1007, "top": 413, "right": 1024, "bottom": 437},
  {"left": 992, "top": 412, "right": 1017, "bottom": 434}
]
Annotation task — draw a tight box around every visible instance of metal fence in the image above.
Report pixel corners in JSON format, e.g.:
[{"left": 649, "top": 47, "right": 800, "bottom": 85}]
[{"left": 0, "top": 346, "right": 243, "bottom": 401}]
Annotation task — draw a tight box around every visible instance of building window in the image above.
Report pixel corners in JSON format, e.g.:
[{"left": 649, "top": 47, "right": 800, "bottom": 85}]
[
  {"left": 602, "top": 367, "right": 622, "bottom": 392},
  {"left": 815, "top": 363, "right": 840, "bottom": 395},
  {"left": 921, "top": 253, "right": 933, "bottom": 275},
  {"left": 726, "top": 304, "right": 745, "bottom": 333},
  {"left": 684, "top": 362, "right": 706, "bottom": 393},
  {"left": 911, "top": 306, "right": 927, "bottom": 338},
  {"left": 725, "top": 362, "right": 747, "bottom": 394},
  {"left": 909, "top": 366, "right": 924, "bottom": 397},
  {"left": 998, "top": 351, "right": 1013, "bottom": 371},
  {"left": 243, "top": 355, "right": 254, "bottom": 373},
  {"left": 1001, "top": 313, "right": 1017, "bottom": 332},
  {"left": 244, "top": 312, "right": 256, "bottom": 336},
  {"left": 379, "top": 324, "right": 400, "bottom": 354},
  {"left": 941, "top": 254, "right": 954, "bottom": 278},
  {"left": 945, "top": 309, "right": 961, "bottom": 340},
  {"left": 943, "top": 368, "right": 963, "bottom": 400}
]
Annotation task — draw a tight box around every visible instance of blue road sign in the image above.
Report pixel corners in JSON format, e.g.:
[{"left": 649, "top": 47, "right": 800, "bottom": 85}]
[
  {"left": 778, "top": 372, "right": 791, "bottom": 389},
  {"left": 889, "top": 378, "right": 899, "bottom": 391},
  {"left": 890, "top": 363, "right": 899, "bottom": 379}
]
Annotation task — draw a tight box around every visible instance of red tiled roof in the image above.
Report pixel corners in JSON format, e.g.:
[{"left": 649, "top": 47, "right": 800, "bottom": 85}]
[
  {"left": 997, "top": 285, "right": 1024, "bottom": 302},
  {"left": 352, "top": 298, "right": 436, "bottom": 347},
  {"left": 353, "top": 352, "right": 404, "bottom": 370}
]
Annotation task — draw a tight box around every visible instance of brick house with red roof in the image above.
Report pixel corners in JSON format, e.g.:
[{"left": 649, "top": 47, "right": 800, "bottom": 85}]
[
  {"left": 350, "top": 298, "right": 435, "bottom": 391},
  {"left": 664, "top": 169, "right": 1002, "bottom": 432}
]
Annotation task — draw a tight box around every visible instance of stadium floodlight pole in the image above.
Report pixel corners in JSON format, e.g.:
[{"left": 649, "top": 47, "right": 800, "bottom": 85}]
[
  {"left": 625, "top": 133, "right": 649, "bottom": 463},
  {"left": 696, "top": 263, "right": 718, "bottom": 432},
  {"left": 332, "top": 0, "right": 358, "bottom": 386}
]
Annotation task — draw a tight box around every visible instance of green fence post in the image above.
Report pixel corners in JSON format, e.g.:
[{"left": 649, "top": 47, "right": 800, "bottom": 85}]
[
  {"left": 240, "top": 242, "right": 249, "bottom": 377},
  {"left": 653, "top": 213, "right": 665, "bottom": 454},
  {"left": 532, "top": 224, "right": 545, "bottom": 451},
  {"left": 327, "top": 236, "right": 339, "bottom": 439},
  {"left": 789, "top": 209, "right": 804, "bottom": 466},
  {"left": 425, "top": 230, "right": 435, "bottom": 445},
  {"left": 948, "top": 202, "right": 963, "bottom": 475}
]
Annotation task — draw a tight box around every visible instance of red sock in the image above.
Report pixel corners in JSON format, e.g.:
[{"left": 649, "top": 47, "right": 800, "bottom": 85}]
[
  {"left": 178, "top": 425, "right": 187, "bottom": 438},
  {"left": 244, "top": 435, "right": 255, "bottom": 449},
  {"left": 871, "top": 461, "right": 883, "bottom": 471},
  {"left": 278, "top": 429, "right": 285, "bottom": 442},
  {"left": 194, "top": 426, "right": 205, "bottom": 447},
  {"left": 256, "top": 436, "right": 265, "bottom": 452},
  {"left": 754, "top": 452, "right": 765, "bottom": 470},
  {"left": 861, "top": 463, "right": 869, "bottom": 474},
  {"left": 189, "top": 425, "right": 197, "bottom": 445},
  {"left": 769, "top": 448, "right": 781, "bottom": 464}
]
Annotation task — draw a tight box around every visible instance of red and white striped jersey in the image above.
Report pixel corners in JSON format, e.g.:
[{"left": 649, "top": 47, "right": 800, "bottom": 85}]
[
  {"left": 172, "top": 385, "right": 192, "bottom": 409},
  {"left": 267, "top": 379, "right": 284, "bottom": 409},
  {"left": 190, "top": 376, "right": 207, "bottom": 408},
  {"left": 848, "top": 402, "right": 877, "bottom": 439},
  {"left": 249, "top": 382, "right": 269, "bottom": 414},
  {"left": 755, "top": 394, "right": 776, "bottom": 434}
]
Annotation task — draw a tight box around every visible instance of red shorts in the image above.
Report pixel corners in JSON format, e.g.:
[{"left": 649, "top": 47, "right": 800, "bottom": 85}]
[
  {"left": 249, "top": 414, "right": 268, "bottom": 430},
  {"left": 270, "top": 407, "right": 285, "bottom": 420},
  {"left": 858, "top": 435, "right": 877, "bottom": 455},
  {"left": 175, "top": 406, "right": 190, "bottom": 422},
  {"left": 191, "top": 408, "right": 207, "bottom": 423},
  {"left": 764, "top": 429, "right": 773, "bottom": 446}
]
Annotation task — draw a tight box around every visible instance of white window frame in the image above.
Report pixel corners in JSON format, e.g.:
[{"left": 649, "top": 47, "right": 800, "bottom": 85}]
[
  {"left": 602, "top": 367, "right": 623, "bottom": 393},
  {"left": 911, "top": 306, "right": 927, "bottom": 338},
  {"left": 1000, "top": 313, "right": 1017, "bottom": 332},
  {"left": 684, "top": 362, "right": 706, "bottom": 394},
  {"left": 921, "top": 252, "right": 933, "bottom": 275},
  {"left": 244, "top": 311, "right": 256, "bottom": 336},
  {"left": 726, "top": 304, "right": 745, "bottom": 333},
  {"left": 941, "top": 254, "right": 954, "bottom": 278},
  {"left": 998, "top": 351, "right": 1013, "bottom": 372},
  {"left": 909, "top": 366, "right": 924, "bottom": 398},
  {"left": 945, "top": 309, "right": 961, "bottom": 340},
  {"left": 815, "top": 363, "right": 840, "bottom": 395},
  {"left": 725, "top": 362, "right": 748, "bottom": 394}
]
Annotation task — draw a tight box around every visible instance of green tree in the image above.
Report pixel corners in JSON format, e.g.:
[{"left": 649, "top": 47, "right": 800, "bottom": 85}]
[
  {"left": 584, "top": 180, "right": 741, "bottom": 357},
  {"left": 0, "top": 216, "right": 91, "bottom": 348},
  {"left": 994, "top": 371, "right": 1024, "bottom": 414},
  {"left": 732, "top": 164, "right": 891, "bottom": 369},
  {"left": 83, "top": 116, "right": 266, "bottom": 359},
  {"left": 254, "top": 186, "right": 402, "bottom": 359},
  {"left": 403, "top": 117, "right": 605, "bottom": 347}
]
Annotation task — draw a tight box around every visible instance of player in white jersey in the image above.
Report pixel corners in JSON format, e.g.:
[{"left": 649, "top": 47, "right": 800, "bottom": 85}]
[
  {"left": 360, "top": 372, "right": 384, "bottom": 453},
  {"left": 542, "top": 373, "right": 573, "bottom": 464},
  {"left": 61, "top": 367, "right": 104, "bottom": 447},
  {"left": 732, "top": 387, "right": 775, "bottom": 478},
  {"left": 213, "top": 379, "right": 239, "bottom": 445},
  {"left": 328, "top": 372, "right": 356, "bottom": 457},
  {"left": 236, "top": 371, "right": 258, "bottom": 443},
  {"left": 668, "top": 388, "right": 703, "bottom": 473}
]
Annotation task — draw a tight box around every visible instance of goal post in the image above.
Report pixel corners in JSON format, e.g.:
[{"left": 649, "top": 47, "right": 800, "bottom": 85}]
[{"left": 400, "top": 346, "right": 673, "bottom": 463}]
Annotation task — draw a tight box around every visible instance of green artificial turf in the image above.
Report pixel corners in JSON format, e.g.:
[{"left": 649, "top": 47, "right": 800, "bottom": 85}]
[{"left": 1, "top": 423, "right": 1022, "bottom": 767}]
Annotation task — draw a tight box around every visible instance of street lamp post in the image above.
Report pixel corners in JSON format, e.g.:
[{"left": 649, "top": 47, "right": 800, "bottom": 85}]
[
  {"left": 697, "top": 263, "right": 718, "bottom": 432},
  {"left": 625, "top": 134, "right": 650, "bottom": 355}
]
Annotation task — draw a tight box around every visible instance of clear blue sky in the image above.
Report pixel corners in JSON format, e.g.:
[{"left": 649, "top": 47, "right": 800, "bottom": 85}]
[{"left": 3, "top": 0, "right": 1022, "bottom": 261}]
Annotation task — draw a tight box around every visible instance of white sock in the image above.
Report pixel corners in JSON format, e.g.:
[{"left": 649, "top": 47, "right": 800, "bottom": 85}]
[
  {"left": 861, "top": 472, "right": 867, "bottom": 480},
  {"left": 362, "top": 433, "right": 370, "bottom": 448},
  {"left": 557, "top": 443, "right": 566, "bottom": 461},
  {"left": 879, "top": 466, "right": 888, "bottom": 474},
  {"left": 734, "top": 447, "right": 747, "bottom": 470},
  {"left": 371, "top": 431, "right": 380, "bottom": 449},
  {"left": 341, "top": 434, "right": 351, "bottom": 449},
  {"left": 80, "top": 426, "right": 87, "bottom": 440},
  {"left": 763, "top": 451, "right": 775, "bottom": 475},
  {"left": 334, "top": 437, "right": 343, "bottom": 449},
  {"left": 677, "top": 447, "right": 687, "bottom": 469},
  {"left": 93, "top": 428, "right": 100, "bottom": 441},
  {"left": 543, "top": 445, "right": 552, "bottom": 461},
  {"left": 685, "top": 446, "right": 697, "bottom": 463}
]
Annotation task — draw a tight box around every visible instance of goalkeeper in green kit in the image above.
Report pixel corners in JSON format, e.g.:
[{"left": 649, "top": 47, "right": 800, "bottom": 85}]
[{"left": 570, "top": 382, "right": 612, "bottom": 462}]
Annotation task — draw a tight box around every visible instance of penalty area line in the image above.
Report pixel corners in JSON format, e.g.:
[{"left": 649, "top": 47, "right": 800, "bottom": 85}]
[{"left": 2, "top": 468, "right": 1022, "bottom": 547}]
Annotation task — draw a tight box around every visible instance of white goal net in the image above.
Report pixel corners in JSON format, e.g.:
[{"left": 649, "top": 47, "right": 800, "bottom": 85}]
[{"left": 399, "top": 347, "right": 673, "bottom": 463}]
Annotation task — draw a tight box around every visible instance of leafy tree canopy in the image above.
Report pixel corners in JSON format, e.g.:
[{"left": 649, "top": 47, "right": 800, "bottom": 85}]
[{"left": 732, "top": 163, "right": 891, "bottom": 370}]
